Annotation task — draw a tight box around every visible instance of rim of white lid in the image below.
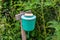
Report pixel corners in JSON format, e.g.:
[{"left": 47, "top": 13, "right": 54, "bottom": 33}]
[{"left": 21, "top": 15, "right": 36, "bottom": 20}]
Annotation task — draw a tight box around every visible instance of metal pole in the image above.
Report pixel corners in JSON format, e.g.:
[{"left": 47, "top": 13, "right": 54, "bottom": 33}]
[
  {"left": 21, "top": 27, "right": 26, "bottom": 40},
  {"left": 15, "top": 11, "right": 26, "bottom": 40},
  {"left": 21, "top": 22, "right": 26, "bottom": 40}
]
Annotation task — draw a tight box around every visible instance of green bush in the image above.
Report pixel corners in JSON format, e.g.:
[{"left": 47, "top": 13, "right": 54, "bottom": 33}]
[{"left": 0, "top": 0, "right": 60, "bottom": 40}]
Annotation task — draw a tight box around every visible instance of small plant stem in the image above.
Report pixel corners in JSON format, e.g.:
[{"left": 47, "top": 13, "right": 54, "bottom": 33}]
[
  {"left": 41, "top": 0, "right": 46, "bottom": 39},
  {"left": 27, "top": 32, "right": 29, "bottom": 38},
  {"left": 58, "top": 7, "right": 60, "bottom": 22},
  {"left": 57, "top": 6, "right": 60, "bottom": 22}
]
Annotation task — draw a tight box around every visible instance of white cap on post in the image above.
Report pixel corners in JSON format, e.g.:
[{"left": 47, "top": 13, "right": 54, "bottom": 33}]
[
  {"left": 24, "top": 13, "right": 33, "bottom": 16},
  {"left": 24, "top": 10, "right": 33, "bottom": 16}
]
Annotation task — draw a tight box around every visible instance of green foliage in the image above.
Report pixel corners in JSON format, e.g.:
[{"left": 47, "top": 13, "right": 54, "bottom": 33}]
[
  {"left": 47, "top": 20, "right": 60, "bottom": 40},
  {"left": 0, "top": 0, "right": 60, "bottom": 40}
]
